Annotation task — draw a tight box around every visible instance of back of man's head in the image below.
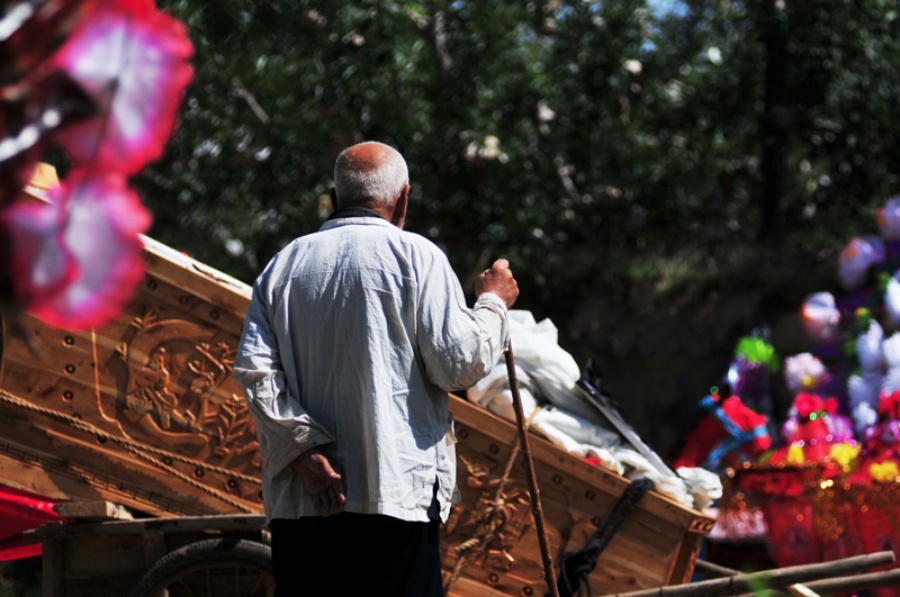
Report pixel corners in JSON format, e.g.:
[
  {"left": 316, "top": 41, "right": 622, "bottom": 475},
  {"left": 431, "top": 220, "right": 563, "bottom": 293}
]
[{"left": 333, "top": 142, "right": 409, "bottom": 209}]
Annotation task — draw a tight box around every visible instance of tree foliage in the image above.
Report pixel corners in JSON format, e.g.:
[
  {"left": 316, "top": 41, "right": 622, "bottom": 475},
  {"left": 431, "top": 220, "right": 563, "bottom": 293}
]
[
  {"left": 144, "top": 0, "right": 899, "bottom": 285},
  {"left": 138, "top": 0, "right": 900, "bottom": 449}
]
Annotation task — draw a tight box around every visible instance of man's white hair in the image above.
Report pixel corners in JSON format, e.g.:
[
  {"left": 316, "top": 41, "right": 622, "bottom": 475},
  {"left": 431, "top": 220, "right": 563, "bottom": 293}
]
[{"left": 333, "top": 141, "right": 409, "bottom": 209}]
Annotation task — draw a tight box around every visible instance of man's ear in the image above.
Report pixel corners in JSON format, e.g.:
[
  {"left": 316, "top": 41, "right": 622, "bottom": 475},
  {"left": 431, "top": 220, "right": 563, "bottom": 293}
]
[
  {"left": 330, "top": 188, "right": 339, "bottom": 211},
  {"left": 390, "top": 184, "right": 410, "bottom": 228}
]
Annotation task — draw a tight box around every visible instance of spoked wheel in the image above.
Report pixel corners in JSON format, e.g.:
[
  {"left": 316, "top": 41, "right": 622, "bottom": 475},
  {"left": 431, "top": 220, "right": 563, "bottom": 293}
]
[{"left": 127, "top": 537, "right": 275, "bottom": 597}]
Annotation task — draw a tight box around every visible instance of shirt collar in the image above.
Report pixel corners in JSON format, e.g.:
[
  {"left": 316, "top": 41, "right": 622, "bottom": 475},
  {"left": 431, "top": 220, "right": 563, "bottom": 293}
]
[
  {"left": 327, "top": 206, "right": 385, "bottom": 221},
  {"left": 319, "top": 211, "right": 396, "bottom": 232}
]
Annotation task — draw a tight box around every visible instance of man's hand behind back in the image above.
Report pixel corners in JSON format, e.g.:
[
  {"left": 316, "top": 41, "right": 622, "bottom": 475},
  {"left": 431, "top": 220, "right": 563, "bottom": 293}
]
[
  {"left": 292, "top": 449, "right": 346, "bottom": 517},
  {"left": 476, "top": 258, "right": 519, "bottom": 308}
]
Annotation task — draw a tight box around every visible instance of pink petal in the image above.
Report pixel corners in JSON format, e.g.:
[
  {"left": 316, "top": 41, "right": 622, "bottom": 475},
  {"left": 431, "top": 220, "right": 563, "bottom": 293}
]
[
  {"left": 0, "top": 187, "right": 77, "bottom": 304},
  {"left": 29, "top": 171, "right": 152, "bottom": 329},
  {"left": 53, "top": 1, "right": 194, "bottom": 173}
]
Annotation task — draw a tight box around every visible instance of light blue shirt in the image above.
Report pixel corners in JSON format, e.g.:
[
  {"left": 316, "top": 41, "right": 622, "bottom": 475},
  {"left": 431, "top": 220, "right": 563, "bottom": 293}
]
[{"left": 234, "top": 216, "right": 509, "bottom": 523}]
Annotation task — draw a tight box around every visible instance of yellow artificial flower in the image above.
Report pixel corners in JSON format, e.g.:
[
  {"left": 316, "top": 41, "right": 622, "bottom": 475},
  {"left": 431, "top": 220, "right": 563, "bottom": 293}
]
[
  {"left": 830, "top": 443, "right": 860, "bottom": 471},
  {"left": 787, "top": 444, "right": 806, "bottom": 465},
  {"left": 869, "top": 461, "right": 899, "bottom": 484}
]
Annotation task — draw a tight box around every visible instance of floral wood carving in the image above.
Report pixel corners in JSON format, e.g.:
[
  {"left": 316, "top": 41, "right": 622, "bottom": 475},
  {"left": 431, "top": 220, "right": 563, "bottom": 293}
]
[{"left": 110, "top": 311, "right": 259, "bottom": 470}]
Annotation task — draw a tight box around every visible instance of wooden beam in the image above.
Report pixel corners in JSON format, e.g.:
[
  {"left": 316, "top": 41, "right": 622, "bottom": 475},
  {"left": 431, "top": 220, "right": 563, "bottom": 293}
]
[{"left": 607, "top": 551, "right": 896, "bottom": 597}]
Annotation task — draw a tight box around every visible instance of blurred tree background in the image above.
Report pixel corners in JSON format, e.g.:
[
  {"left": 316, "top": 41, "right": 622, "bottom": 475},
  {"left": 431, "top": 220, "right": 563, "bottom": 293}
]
[{"left": 136, "top": 0, "right": 900, "bottom": 456}]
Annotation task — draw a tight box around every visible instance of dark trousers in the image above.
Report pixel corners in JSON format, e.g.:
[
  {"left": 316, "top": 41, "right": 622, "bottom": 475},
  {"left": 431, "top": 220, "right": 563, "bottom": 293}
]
[{"left": 270, "top": 513, "right": 443, "bottom": 597}]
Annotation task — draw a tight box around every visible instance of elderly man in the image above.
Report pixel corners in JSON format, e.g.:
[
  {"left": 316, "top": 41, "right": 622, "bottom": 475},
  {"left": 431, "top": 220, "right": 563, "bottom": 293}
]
[{"left": 234, "top": 141, "right": 519, "bottom": 596}]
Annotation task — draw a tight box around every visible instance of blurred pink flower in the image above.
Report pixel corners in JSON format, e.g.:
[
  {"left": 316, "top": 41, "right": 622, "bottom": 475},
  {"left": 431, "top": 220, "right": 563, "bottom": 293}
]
[
  {"left": 0, "top": 193, "right": 77, "bottom": 305},
  {"left": 53, "top": 0, "right": 194, "bottom": 174},
  {"left": 3, "top": 171, "right": 151, "bottom": 329}
]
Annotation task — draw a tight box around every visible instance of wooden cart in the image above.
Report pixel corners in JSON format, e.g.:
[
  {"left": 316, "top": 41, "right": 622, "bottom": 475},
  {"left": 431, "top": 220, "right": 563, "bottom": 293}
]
[{"left": 0, "top": 236, "right": 713, "bottom": 596}]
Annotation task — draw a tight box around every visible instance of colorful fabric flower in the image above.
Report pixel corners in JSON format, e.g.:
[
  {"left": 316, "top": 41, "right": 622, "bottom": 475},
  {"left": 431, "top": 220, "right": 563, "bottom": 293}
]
[
  {"left": 853, "top": 401, "right": 879, "bottom": 436},
  {"left": 883, "top": 333, "right": 900, "bottom": 369},
  {"left": 794, "top": 392, "right": 827, "bottom": 419},
  {"left": 869, "top": 461, "right": 899, "bottom": 484},
  {"left": 801, "top": 292, "right": 840, "bottom": 340},
  {"left": 5, "top": 170, "right": 151, "bottom": 329},
  {"left": 881, "top": 368, "right": 900, "bottom": 398},
  {"left": 53, "top": 0, "right": 194, "bottom": 174},
  {"left": 784, "top": 353, "right": 829, "bottom": 394},
  {"left": 878, "top": 390, "right": 900, "bottom": 420},
  {"left": 0, "top": 186, "right": 77, "bottom": 304},
  {"left": 786, "top": 444, "right": 805, "bottom": 464},
  {"left": 848, "top": 373, "right": 881, "bottom": 410},
  {"left": 735, "top": 336, "right": 780, "bottom": 371},
  {"left": 877, "top": 197, "right": 900, "bottom": 240},
  {"left": 857, "top": 320, "right": 885, "bottom": 373},
  {"left": 838, "top": 237, "right": 886, "bottom": 291},
  {"left": 829, "top": 443, "right": 860, "bottom": 471},
  {"left": 884, "top": 277, "right": 900, "bottom": 328}
]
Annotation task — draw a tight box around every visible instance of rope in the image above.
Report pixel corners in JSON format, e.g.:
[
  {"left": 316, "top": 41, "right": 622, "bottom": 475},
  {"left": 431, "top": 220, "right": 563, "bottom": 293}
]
[
  {"left": 0, "top": 388, "right": 260, "bottom": 511},
  {"left": 557, "top": 477, "right": 655, "bottom": 597}
]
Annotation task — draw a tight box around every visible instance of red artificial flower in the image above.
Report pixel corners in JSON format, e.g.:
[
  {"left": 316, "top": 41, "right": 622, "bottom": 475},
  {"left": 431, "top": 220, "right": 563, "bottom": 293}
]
[
  {"left": 794, "top": 392, "right": 823, "bottom": 419},
  {"left": 17, "top": 170, "right": 151, "bottom": 329},
  {"left": 53, "top": 0, "right": 194, "bottom": 174},
  {"left": 878, "top": 390, "right": 900, "bottom": 420},
  {"left": 0, "top": 188, "right": 78, "bottom": 304}
]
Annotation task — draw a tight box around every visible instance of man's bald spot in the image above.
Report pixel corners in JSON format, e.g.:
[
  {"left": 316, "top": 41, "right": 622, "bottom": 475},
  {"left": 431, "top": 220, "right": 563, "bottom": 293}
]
[
  {"left": 334, "top": 141, "right": 409, "bottom": 209},
  {"left": 342, "top": 142, "right": 398, "bottom": 171}
]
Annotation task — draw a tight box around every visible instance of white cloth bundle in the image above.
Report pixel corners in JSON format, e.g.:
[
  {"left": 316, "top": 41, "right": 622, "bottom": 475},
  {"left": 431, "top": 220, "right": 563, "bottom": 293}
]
[{"left": 466, "top": 310, "right": 722, "bottom": 511}]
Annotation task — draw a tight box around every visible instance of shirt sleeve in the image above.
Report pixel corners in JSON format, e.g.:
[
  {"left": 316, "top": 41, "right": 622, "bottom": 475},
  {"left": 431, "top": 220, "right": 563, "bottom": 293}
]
[
  {"left": 416, "top": 251, "right": 510, "bottom": 392},
  {"left": 234, "top": 280, "right": 336, "bottom": 481}
]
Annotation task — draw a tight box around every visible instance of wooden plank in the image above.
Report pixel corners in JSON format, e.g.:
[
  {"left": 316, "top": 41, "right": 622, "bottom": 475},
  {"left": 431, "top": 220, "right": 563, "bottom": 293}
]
[
  {"left": 41, "top": 537, "right": 64, "bottom": 597},
  {"left": 141, "top": 236, "right": 251, "bottom": 322},
  {"left": 29, "top": 514, "right": 267, "bottom": 539},
  {"left": 141, "top": 531, "right": 167, "bottom": 568},
  {"left": 609, "top": 551, "right": 897, "bottom": 597},
  {"left": 53, "top": 500, "right": 134, "bottom": 521},
  {"left": 0, "top": 412, "right": 258, "bottom": 517},
  {"left": 449, "top": 395, "right": 712, "bottom": 529},
  {"left": 667, "top": 530, "right": 705, "bottom": 585},
  {"left": 62, "top": 534, "right": 146, "bottom": 578},
  {"left": 446, "top": 394, "right": 712, "bottom": 596}
]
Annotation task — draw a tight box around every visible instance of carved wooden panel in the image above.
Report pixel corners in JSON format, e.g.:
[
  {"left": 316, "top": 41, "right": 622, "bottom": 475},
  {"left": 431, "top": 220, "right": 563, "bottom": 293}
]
[
  {"left": 0, "top": 239, "right": 262, "bottom": 516},
  {"left": 443, "top": 398, "right": 713, "bottom": 596}
]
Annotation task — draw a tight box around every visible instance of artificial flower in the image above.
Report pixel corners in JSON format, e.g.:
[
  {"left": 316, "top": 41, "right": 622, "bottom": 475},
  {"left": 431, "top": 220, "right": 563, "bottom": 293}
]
[
  {"left": 0, "top": 185, "right": 77, "bottom": 304},
  {"left": 734, "top": 336, "right": 780, "bottom": 371},
  {"left": 829, "top": 443, "right": 860, "bottom": 471},
  {"left": 838, "top": 237, "right": 886, "bottom": 291},
  {"left": 53, "top": 0, "right": 194, "bottom": 173},
  {"left": 857, "top": 320, "right": 885, "bottom": 373},
  {"left": 877, "top": 197, "right": 900, "bottom": 240},
  {"left": 853, "top": 402, "right": 879, "bottom": 437},
  {"left": 884, "top": 277, "right": 900, "bottom": 328},
  {"left": 27, "top": 170, "right": 151, "bottom": 329},
  {"left": 883, "top": 333, "right": 900, "bottom": 371},
  {"left": 794, "top": 392, "right": 827, "bottom": 419},
  {"left": 878, "top": 390, "right": 900, "bottom": 420},
  {"left": 826, "top": 411, "right": 856, "bottom": 444},
  {"left": 786, "top": 444, "right": 805, "bottom": 465},
  {"left": 848, "top": 373, "right": 881, "bottom": 410},
  {"left": 869, "top": 461, "right": 899, "bottom": 484},
  {"left": 801, "top": 292, "right": 840, "bottom": 340},
  {"left": 784, "top": 353, "right": 829, "bottom": 394}
]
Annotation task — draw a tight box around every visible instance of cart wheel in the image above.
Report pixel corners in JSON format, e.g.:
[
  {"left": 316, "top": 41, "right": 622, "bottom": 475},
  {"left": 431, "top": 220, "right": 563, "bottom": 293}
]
[{"left": 127, "top": 537, "right": 274, "bottom": 597}]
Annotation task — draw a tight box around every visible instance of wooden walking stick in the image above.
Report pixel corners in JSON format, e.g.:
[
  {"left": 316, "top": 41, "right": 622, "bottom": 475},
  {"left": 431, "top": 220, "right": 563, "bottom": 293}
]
[{"left": 505, "top": 340, "right": 561, "bottom": 597}]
